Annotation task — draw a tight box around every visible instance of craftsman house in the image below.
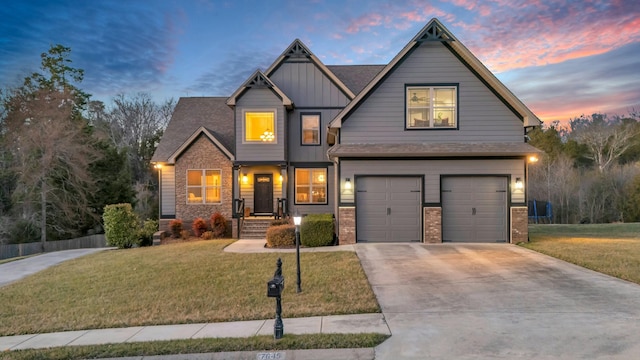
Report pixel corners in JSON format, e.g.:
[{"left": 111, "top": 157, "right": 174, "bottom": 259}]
[{"left": 151, "top": 18, "right": 542, "bottom": 243}]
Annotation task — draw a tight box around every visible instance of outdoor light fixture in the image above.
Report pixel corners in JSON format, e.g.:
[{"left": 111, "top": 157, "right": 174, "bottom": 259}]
[
  {"left": 344, "top": 178, "right": 352, "bottom": 190},
  {"left": 279, "top": 175, "right": 283, "bottom": 182},
  {"left": 153, "top": 163, "right": 162, "bottom": 169},
  {"left": 242, "top": 174, "right": 248, "bottom": 184},
  {"left": 529, "top": 155, "right": 539, "bottom": 163},
  {"left": 293, "top": 211, "right": 302, "bottom": 293},
  {"left": 515, "top": 177, "right": 524, "bottom": 190}
]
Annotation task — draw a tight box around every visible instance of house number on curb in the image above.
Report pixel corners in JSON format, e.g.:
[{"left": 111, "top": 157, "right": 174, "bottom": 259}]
[{"left": 257, "top": 352, "right": 285, "bottom": 359}]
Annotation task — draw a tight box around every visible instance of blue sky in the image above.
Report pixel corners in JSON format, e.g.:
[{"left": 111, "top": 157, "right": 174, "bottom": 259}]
[{"left": 1, "top": 0, "right": 639, "bottom": 124}]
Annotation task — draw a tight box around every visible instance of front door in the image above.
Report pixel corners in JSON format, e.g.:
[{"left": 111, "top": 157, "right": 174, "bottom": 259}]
[{"left": 254, "top": 174, "right": 273, "bottom": 214}]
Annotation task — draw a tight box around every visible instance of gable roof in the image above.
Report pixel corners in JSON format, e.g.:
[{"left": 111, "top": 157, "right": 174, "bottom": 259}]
[
  {"left": 151, "top": 97, "right": 234, "bottom": 163},
  {"left": 167, "top": 126, "right": 234, "bottom": 162},
  {"left": 328, "top": 18, "right": 542, "bottom": 129},
  {"left": 226, "top": 70, "right": 293, "bottom": 108},
  {"left": 265, "top": 39, "right": 357, "bottom": 100}
]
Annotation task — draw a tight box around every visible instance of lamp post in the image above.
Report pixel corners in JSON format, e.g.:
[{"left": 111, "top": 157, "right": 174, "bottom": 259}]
[
  {"left": 154, "top": 163, "right": 162, "bottom": 220},
  {"left": 293, "top": 211, "right": 302, "bottom": 293}
]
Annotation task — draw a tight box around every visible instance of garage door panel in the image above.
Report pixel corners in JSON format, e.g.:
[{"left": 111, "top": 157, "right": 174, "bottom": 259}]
[
  {"left": 357, "top": 177, "right": 422, "bottom": 243},
  {"left": 442, "top": 176, "right": 507, "bottom": 243}
]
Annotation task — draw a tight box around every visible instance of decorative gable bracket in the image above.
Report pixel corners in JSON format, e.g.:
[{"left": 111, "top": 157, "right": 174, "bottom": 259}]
[
  {"left": 284, "top": 39, "right": 312, "bottom": 59},
  {"left": 417, "top": 21, "right": 454, "bottom": 42},
  {"left": 244, "top": 72, "right": 272, "bottom": 89}
]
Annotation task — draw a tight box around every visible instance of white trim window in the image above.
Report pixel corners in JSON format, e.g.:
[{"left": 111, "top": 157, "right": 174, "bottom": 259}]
[
  {"left": 407, "top": 86, "right": 457, "bottom": 128},
  {"left": 244, "top": 110, "right": 276, "bottom": 143},
  {"left": 187, "top": 169, "right": 222, "bottom": 204},
  {"left": 295, "top": 168, "right": 327, "bottom": 204}
]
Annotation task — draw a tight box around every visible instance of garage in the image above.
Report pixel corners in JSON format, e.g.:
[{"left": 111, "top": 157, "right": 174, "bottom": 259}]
[
  {"left": 356, "top": 177, "right": 422, "bottom": 242},
  {"left": 442, "top": 176, "right": 507, "bottom": 242}
]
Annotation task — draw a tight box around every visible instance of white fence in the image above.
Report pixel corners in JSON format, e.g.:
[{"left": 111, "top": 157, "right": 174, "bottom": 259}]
[{"left": 0, "top": 234, "right": 106, "bottom": 260}]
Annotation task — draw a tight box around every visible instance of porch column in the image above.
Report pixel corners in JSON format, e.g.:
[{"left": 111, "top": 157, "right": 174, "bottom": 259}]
[{"left": 280, "top": 165, "right": 288, "bottom": 216}]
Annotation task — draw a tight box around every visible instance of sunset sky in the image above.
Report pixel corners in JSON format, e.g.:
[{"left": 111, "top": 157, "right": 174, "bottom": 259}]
[{"left": 1, "top": 0, "right": 639, "bottom": 125}]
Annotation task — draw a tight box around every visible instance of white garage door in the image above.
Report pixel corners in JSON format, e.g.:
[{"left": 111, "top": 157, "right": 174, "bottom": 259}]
[
  {"left": 442, "top": 176, "right": 507, "bottom": 242},
  {"left": 356, "top": 177, "right": 422, "bottom": 242}
]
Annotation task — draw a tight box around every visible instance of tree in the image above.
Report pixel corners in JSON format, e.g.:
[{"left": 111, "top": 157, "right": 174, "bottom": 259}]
[
  {"left": 1, "top": 45, "right": 98, "bottom": 246},
  {"left": 569, "top": 114, "right": 640, "bottom": 173}
]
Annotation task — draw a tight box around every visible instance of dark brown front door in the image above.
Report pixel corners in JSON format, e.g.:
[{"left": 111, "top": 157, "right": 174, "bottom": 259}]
[{"left": 254, "top": 174, "right": 273, "bottom": 214}]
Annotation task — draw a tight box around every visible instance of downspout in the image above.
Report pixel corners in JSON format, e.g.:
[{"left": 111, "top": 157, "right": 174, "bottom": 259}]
[{"left": 326, "top": 126, "right": 340, "bottom": 243}]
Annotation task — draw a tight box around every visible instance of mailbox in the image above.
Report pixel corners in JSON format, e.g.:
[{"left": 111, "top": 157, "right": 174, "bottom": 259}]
[{"left": 267, "top": 276, "right": 284, "bottom": 298}]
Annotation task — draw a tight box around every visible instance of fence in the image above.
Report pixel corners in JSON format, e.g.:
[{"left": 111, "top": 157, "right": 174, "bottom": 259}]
[{"left": 0, "top": 234, "right": 106, "bottom": 260}]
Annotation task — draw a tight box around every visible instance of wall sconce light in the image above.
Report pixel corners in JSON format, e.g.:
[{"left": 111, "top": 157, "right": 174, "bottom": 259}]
[
  {"left": 242, "top": 174, "right": 248, "bottom": 184},
  {"left": 515, "top": 177, "right": 523, "bottom": 190},
  {"left": 529, "top": 155, "right": 539, "bottom": 163},
  {"left": 279, "top": 175, "right": 283, "bottom": 182},
  {"left": 153, "top": 163, "right": 162, "bottom": 169},
  {"left": 344, "top": 178, "right": 352, "bottom": 190}
]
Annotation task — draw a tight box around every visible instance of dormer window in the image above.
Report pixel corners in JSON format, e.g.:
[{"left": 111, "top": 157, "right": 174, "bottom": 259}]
[
  {"left": 406, "top": 85, "right": 457, "bottom": 129},
  {"left": 245, "top": 111, "right": 276, "bottom": 143}
]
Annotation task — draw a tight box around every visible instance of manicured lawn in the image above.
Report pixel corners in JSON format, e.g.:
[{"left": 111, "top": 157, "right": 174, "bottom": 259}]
[
  {"left": 523, "top": 223, "right": 640, "bottom": 284},
  {"left": 0, "top": 240, "right": 379, "bottom": 336},
  {"left": 5, "top": 333, "right": 390, "bottom": 360}
]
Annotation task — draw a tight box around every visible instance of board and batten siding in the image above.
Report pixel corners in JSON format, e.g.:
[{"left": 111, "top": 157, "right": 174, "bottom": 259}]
[
  {"left": 340, "top": 159, "right": 525, "bottom": 204},
  {"left": 235, "top": 88, "right": 286, "bottom": 162},
  {"left": 288, "top": 108, "right": 343, "bottom": 162},
  {"left": 161, "top": 165, "right": 176, "bottom": 216},
  {"left": 269, "top": 62, "right": 350, "bottom": 108},
  {"left": 341, "top": 41, "right": 523, "bottom": 144}
]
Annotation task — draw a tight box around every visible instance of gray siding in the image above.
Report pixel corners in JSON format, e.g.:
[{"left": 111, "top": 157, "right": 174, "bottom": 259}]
[
  {"left": 288, "top": 109, "right": 342, "bottom": 162},
  {"left": 340, "top": 159, "right": 524, "bottom": 204},
  {"left": 288, "top": 165, "right": 335, "bottom": 215},
  {"left": 235, "top": 89, "right": 286, "bottom": 162},
  {"left": 161, "top": 165, "right": 175, "bottom": 216},
  {"left": 341, "top": 41, "right": 523, "bottom": 143},
  {"left": 270, "top": 62, "right": 350, "bottom": 107}
]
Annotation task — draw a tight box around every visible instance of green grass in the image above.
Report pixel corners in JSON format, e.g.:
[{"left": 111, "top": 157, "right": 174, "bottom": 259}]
[
  {"left": 0, "top": 240, "right": 379, "bottom": 336},
  {"left": 523, "top": 223, "right": 640, "bottom": 284},
  {"left": 0, "top": 333, "right": 390, "bottom": 360}
]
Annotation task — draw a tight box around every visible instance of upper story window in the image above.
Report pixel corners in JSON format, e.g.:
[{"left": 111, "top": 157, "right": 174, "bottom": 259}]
[
  {"left": 406, "top": 86, "right": 457, "bottom": 129},
  {"left": 245, "top": 111, "right": 276, "bottom": 142},
  {"left": 301, "top": 113, "right": 320, "bottom": 145},
  {"left": 187, "top": 169, "right": 221, "bottom": 204}
]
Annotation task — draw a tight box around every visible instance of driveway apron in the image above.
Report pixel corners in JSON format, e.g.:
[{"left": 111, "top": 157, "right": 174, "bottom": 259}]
[{"left": 356, "top": 243, "right": 640, "bottom": 359}]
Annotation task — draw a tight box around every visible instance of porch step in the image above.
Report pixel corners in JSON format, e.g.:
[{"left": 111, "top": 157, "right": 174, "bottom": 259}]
[{"left": 240, "top": 219, "right": 273, "bottom": 239}]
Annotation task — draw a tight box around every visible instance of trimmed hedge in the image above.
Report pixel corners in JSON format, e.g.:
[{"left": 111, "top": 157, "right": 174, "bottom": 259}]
[
  {"left": 300, "top": 213, "right": 335, "bottom": 247},
  {"left": 266, "top": 224, "right": 296, "bottom": 248},
  {"left": 103, "top": 203, "right": 140, "bottom": 249}
]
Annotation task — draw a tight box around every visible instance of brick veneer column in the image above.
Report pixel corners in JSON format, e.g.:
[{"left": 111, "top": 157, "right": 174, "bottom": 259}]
[
  {"left": 511, "top": 207, "right": 528, "bottom": 244},
  {"left": 424, "top": 207, "right": 442, "bottom": 243},
  {"left": 338, "top": 207, "right": 356, "bottom": 245}
]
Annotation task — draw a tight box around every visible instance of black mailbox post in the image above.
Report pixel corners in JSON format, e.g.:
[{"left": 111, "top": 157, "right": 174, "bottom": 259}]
[{"left": 267, "top": 258, "right": 285, "bottom": 339}]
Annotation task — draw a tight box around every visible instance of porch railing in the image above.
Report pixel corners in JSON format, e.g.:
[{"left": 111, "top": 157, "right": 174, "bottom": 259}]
[
  {"left": 276, "top": 198, "right": 288, "bottom": 219},
  {"left": 234, "top": 198, "right": 245, "bottom": 237}
]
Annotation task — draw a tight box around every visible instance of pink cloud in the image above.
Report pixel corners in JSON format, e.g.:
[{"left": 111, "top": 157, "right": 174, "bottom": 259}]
[{"left": 345, "top": 13, "right": 384, "bottom": 34}]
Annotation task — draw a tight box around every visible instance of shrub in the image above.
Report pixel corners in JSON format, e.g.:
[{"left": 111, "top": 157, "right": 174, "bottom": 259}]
[
  {"left": 180, "top": 230, "right": 191, "bottom": 240},
  {"left": 300, "top": 213, "right": 335, "bottom": 247},
  {"left": 7, "top": 219, "right": 40, "bottom": 244},
  {"left": 266, "top": 224, "right": 296, "bottom": 248},
  {"left": 103, "top": 203, "right": 140, "bottom": 249},
  {"left": 169, "top": 219, "right": 183, "bottom": 238},
  {"left": 192, "top": 217, "right": 208, "bottom": 237},
  {"left": 138, "top": 219, "right": 158, "bottom": 247},
  {"left": 210, "top": 212, "right": 228, "bottom": 238},
  {"left": 201, "top": 231, "right": 214, "bottom": 240},
  {"left": 270, "top": 219, "right": 291, "bottom": 227}
]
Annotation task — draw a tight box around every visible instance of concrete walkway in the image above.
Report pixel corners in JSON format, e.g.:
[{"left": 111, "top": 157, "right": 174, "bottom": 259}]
[
  {"left": 0, "top": 248, "right": 113, "bottom": 287},
  {"left": 0, "top": 240, "right": 388, "bottom": 359}
]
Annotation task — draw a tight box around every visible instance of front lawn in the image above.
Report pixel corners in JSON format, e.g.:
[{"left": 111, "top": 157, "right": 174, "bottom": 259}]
[
  {"left": 523, "top": 223, "right": 640, "bottom": 284},
  {"left": 0, "top": 240, "right": 379, "bottom": 336}
]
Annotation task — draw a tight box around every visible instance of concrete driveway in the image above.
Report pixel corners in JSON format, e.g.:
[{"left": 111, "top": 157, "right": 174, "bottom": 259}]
[{"left": 356, "top": 243, "right": 640, "bottom": 359}]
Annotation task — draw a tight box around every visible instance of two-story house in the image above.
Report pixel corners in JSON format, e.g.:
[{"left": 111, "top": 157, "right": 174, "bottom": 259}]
[{"left": 151, "top": 18, "right": 542, "bottom": 244}]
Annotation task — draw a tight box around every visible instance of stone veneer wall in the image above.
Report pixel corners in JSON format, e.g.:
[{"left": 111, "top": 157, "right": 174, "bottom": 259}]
[
  {"left": 510, "top": 207, "right": 528, "bottom": 244},
  {"left": 424, "top": 207, "right": 442, "bottom": 243},
  {"left": 174, "top": 135, "right": 233, "bottom": 224},
  {"left": 338, "top": 207, "right": 355, "bottom": 245}
]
